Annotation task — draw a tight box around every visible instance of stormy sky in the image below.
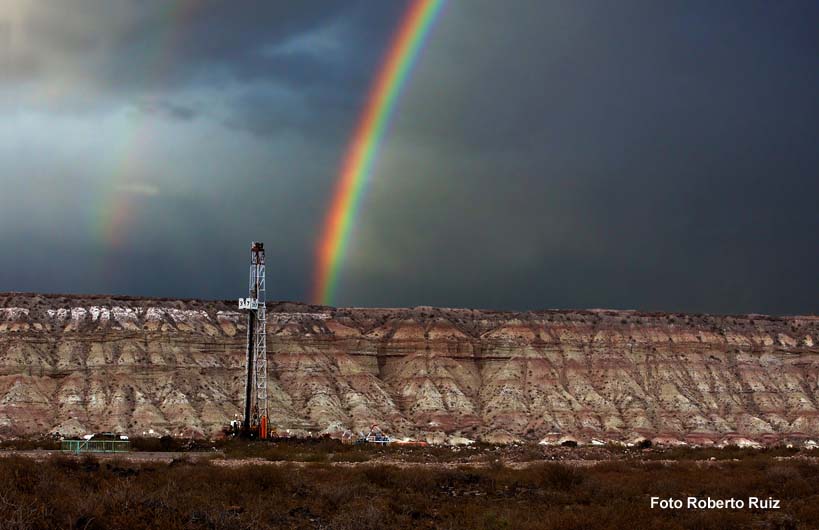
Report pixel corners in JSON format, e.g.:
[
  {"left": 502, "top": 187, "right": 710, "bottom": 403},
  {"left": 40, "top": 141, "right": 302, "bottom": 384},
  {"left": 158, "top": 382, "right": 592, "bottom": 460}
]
[{"left": 1, "top": 0, "right": 817, "bottom": 315}]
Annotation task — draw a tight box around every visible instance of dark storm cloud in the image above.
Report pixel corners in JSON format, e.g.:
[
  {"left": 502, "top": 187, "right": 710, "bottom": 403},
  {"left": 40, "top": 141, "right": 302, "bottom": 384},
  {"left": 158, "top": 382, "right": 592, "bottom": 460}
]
[
  {"left": 4, "top": 1, "right": 347, "bottom": 83},
  {"left": 1, "top": 1, "right": 405, "bottom": 128},
  {"left": 138, "top": 100, "right": 197, "bottom": 120},
  {"left": 342, "top": 0, "right": 819, "bottom": 314},
  {"left": 1, "top": 0, "right": 817, "bottom": 315},
  {"left": 0, "top": 1, "right": 389, "bottom": 308}
]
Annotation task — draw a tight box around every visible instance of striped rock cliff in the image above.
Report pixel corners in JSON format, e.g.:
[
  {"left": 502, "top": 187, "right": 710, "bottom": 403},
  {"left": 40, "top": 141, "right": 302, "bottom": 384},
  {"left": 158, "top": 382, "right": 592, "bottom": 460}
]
[{"left": 0, "top": 292, "right": 817, "bottom": 445}]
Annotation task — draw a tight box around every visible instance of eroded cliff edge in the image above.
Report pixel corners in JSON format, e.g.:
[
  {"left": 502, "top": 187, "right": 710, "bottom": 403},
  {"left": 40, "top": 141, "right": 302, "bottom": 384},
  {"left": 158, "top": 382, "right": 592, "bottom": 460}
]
[{"left": 1, "top": 292, "right": 817, "bottom": 444}]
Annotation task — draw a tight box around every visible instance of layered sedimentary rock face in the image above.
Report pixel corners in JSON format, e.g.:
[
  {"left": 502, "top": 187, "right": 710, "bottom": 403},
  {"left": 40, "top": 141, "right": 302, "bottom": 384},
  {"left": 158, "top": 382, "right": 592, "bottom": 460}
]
[{"left": 0, "top": 293, "right": 817, "bottom": 444}]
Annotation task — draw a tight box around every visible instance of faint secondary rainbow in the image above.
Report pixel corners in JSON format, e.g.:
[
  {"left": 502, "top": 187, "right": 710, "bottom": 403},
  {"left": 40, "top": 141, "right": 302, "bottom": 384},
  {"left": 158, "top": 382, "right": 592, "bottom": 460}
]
[
  {"left": 93, "top": 0, "right": 199, "bottom": 248},
  {"left": 313, "top": 0, "right": 445, "bottom": 305}
]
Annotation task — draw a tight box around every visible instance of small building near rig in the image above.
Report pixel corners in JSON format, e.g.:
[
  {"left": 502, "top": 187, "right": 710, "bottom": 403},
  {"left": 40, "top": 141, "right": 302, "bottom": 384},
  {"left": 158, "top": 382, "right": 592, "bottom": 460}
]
[{"left": 61, "top": 433, "right": 130, "bottom": 454}]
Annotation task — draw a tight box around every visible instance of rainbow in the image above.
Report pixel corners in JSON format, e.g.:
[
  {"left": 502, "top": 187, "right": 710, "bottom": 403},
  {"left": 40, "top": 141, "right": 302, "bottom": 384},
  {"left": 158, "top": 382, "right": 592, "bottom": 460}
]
[
  {"left": 313, "top": 0, "right": 445, "bottom": 305},
  {"left": 93, "top": 0, "right": 199, "bottom": 248}
]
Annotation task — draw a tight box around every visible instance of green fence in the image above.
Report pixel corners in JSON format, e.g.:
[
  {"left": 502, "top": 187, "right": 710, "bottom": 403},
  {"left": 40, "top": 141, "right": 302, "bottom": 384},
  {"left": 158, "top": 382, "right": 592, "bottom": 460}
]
[{"left": 61, "top": 439, "right": 131, "bottom": 454}]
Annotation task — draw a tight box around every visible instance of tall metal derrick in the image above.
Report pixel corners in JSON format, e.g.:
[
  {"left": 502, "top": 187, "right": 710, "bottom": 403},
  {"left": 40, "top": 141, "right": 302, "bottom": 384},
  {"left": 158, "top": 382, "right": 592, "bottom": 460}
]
[{"left": 239, "top": 241, "right": 267, "bottom": 438}]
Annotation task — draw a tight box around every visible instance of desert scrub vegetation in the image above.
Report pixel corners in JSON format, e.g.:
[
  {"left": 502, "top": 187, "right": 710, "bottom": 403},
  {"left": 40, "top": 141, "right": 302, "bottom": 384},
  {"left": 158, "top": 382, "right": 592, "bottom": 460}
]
[
  {"left": 643, "top": 445, "right": 802, "bottom": 461},
  {"left": 0, "top": 437, "right": 61, "bottom": 451},
  {"left": 212, "top": 438, "right": 501, "bottom": 464},
  {"left": 0, "top": 454, "right": 818, "bottom": 529}
]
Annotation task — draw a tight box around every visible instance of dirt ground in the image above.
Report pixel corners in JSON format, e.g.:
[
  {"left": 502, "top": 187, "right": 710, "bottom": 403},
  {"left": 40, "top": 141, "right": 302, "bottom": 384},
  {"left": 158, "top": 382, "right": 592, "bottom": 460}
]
[{"left": 2, "top": 441, "right": 816, "bottom": 469}]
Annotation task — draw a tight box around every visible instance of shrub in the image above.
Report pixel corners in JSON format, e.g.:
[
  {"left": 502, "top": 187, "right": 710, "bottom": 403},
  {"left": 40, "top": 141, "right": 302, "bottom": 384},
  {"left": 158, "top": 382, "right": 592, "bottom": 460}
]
[{"left": 0, "top": 446, "right": 815, "bottom": 529}]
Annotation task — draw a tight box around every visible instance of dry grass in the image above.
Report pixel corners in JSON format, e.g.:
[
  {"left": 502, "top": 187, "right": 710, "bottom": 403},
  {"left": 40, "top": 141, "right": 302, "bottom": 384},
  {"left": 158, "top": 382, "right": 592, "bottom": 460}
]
[
  {"left": 210, "top": 438, "right": 501, "bottom": 464},
  {"left": 0, "top": 450, "right": 817, "bottom": 529},
  {"left": 0, "top": 437, "right": 61, "bottom": 451},
  {"left": 643, "top": 445, "right": 801, "bottom": 461}
]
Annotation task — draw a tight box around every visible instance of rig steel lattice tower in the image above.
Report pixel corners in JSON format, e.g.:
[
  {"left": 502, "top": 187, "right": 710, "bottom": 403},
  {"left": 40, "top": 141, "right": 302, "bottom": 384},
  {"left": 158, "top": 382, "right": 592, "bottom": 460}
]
[{"left": 239, "top": 241, "right": 268, "bottom": 437}]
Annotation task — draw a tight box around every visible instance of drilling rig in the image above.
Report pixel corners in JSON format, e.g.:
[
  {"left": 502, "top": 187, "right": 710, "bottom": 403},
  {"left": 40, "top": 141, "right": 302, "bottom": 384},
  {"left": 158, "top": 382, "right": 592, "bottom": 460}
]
[{"left": 236, "top": 241, "right": 268, "bottom": 439}]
